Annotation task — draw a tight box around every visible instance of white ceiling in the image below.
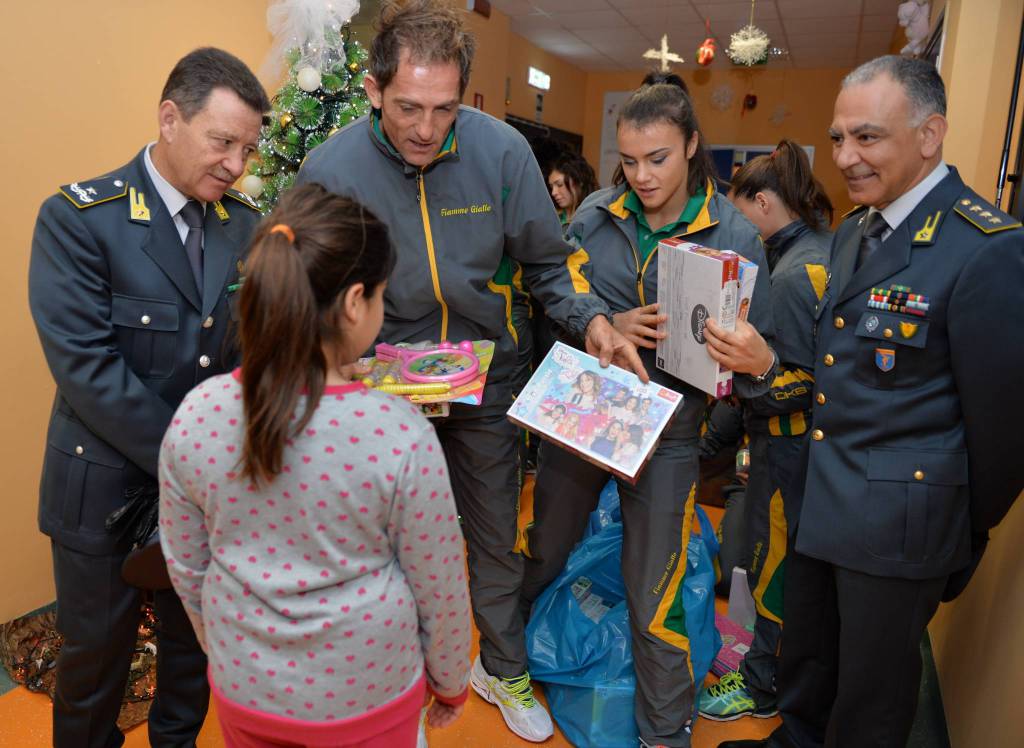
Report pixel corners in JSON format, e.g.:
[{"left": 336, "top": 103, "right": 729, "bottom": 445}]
[{"left": 489, "top": 0, "right": 903, "bottom": 71}]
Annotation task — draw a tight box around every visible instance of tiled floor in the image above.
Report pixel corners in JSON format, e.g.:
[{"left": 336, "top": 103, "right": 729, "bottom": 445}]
[
  {"left": 0, "top": 491, "right": 779, "bottom": 747},
  {"left": 0, "top": 666, "right": 778, "bottom": 748}
]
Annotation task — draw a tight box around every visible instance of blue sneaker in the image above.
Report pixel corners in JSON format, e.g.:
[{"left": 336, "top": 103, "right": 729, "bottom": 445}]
[{"left": 697, "top": 671, "right": 777, "bottom": 721}]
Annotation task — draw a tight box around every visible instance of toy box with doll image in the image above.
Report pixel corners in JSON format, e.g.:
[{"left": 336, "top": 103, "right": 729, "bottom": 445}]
[
  {"left": 507, "top": 342, "right": 682, "bottom": 483},
  {"left": 655, "top": 238, "right": 757, "bottom": 398}
]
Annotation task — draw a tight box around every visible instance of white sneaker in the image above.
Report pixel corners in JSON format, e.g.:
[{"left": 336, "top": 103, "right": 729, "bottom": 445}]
[{"left": 470, "top": 656, "right": 554, "bottom": 742}]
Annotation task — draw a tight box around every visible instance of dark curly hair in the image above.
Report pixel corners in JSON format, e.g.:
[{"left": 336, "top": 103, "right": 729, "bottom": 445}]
[{"left": 549, "top": 151, "right": 599, "bottom": 216}]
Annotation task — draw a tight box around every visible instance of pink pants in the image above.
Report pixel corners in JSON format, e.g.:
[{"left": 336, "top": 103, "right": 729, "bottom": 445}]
[{"left": 212, "top": 674, "right": 426, "bottom": 748}]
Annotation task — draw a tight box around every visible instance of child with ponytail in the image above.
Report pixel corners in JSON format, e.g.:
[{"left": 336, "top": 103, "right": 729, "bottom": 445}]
[
  {"left": 158, "top": 183, "right": 471, "bottom": 747},
  {"left": 697, "top": 140, "right": 834, "bottom": 722}
]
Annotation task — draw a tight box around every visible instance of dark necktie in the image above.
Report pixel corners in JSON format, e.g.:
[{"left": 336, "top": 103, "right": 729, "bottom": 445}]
[
  {"left": 855, "top": 210, "right": 887, "bottom": 272},
  {"left": 179, "top": 200, "right": 205, "bottom": 290}
]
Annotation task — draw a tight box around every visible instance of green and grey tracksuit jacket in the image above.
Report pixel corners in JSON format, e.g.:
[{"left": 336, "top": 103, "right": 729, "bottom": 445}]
[
  {"left": 296, "top": 106, "right": 607, "bottom": 388},
  {"left": 738, "top": 219, "right": 831, "bottom": 710},
  {"left": 529, "top": 181, "right": 773, "bottom": 743},
  {"left": 568, "top": 181, "right": 776, "bottom": 432}
]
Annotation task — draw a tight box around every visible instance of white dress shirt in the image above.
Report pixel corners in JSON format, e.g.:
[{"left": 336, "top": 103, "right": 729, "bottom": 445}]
[
  {"left": 866, "top": 161, "right": 950, "bottom": 240},
  {"left": 144, "top": 142, "right": 205, "bottom": 246}
]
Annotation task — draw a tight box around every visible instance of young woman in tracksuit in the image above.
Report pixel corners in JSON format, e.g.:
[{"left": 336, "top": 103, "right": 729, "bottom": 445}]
[
  {"left": 521, "top": 74, "right": 777, "bottom": 748},
  {"left": 697, "top": 140, "right": 834, "bottom": 722}
]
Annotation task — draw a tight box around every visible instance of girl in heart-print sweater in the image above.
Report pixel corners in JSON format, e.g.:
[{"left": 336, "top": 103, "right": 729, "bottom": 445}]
[{"left": 159, "top": 185, "right": 471, "bottom": 748}]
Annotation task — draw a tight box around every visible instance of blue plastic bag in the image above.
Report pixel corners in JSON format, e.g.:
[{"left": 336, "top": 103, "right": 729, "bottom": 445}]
[
  {"left": 683, "top": 506, "right": 722, "bottom": 693},
  {"left": 584, "top": 479, "right": 622, "bottom": 539},
  {"left": 527, "top": 517, "right": 636, "bottom": 747},
  {"left": 527, "top": 486, "right": 722, "bottom": 747}
]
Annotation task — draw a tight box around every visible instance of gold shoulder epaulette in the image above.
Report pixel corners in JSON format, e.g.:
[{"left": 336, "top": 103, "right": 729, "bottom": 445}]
[
  {"left": 58, "top": 175, "right": 128, "bottom": 209},
  {"left": 223, "top": 188, "right": 261, "bottom": 212},
  {"left": 954, "top": 190, "right": 1021, "bottom": 234}
]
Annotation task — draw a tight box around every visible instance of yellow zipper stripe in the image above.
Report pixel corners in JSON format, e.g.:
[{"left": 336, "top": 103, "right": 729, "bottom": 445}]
[
  {"left": 636, "top": 249, "right": 661, "bottom": 306},
  {"left": 418, "top": 172, "right": 449, "bottom": 341},
  {"left": 487, "top": 279, "right": 518, "bottom": 345}
]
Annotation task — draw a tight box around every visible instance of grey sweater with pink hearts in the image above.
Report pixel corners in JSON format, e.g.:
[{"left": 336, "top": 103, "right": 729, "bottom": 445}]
[{"left": 159, "top": 372, "right": 471, "bottom": 721}]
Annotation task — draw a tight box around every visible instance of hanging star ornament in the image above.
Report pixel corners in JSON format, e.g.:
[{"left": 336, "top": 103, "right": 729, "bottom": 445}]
[{"left": 643, "top": 35, "right": 684, "bottom": 71}]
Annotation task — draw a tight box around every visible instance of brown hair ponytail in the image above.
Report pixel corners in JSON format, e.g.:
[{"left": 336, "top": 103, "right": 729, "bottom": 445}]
[
  {"left": 238, "top": 184, "right": 392, "bottom": 485},
  {"left": 731, "top": 139, "right": 834, "bottom": 230},
  {"left": 614, "top": 72, "right": 716, "bottom": 198}
]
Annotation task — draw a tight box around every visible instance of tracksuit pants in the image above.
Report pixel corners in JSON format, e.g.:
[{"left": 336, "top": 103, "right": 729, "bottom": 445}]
[
  {"left": 433, "top": 381, "right": 527, "bottom": 679},
  {"left": 740, "top": 432, "right": 804, "bottom": 710},
  {"left": 523, "top": 416, "right": 700, "bottom": 748}
]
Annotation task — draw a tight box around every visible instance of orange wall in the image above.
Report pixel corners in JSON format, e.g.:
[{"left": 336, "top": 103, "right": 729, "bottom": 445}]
[
  {"left": 0, "top": 0, "right": 273, "bottom": 622},
  {"left": 927, "top": 2, "right": 1024, "bottom": 747},
  {"left": 505, "top": 34, "right": 588, "bottom": 136},
  {"left": 582, "top": 67, "right": 855, "bottom": 219},
  {"left": 463, "top": 8, "right": 511, "bottom": 121},
  {"left": 464, "top": 7, "right": 588, "bottom": 137}
]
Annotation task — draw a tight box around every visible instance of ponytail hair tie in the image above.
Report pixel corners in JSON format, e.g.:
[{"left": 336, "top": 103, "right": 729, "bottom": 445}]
[{"left": 270, "top": 223, "right": 295, "bottom": 244}]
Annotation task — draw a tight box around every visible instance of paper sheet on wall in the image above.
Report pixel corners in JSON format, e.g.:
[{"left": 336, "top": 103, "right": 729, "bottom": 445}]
[{"left": 598, "top": 91, "right": 632, "bottom": 187}]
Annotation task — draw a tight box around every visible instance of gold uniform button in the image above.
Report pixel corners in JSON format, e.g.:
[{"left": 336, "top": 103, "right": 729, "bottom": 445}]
[
  {"left": 823, "top": 354, "right": 835, "bottom": 366},
  {"left": 834, "top": 317, "right": 845, "bottom": 329},
  {"left": 140, "top": 315, "right": 151, "bottom": 325},
  {"left": 74, "top": 445, "right": 84, "bottom": 455},
  {"left": 811, "top": 429, "right": 824, "bottom": 441},
  {"left": 914, "top": 470, "right": 925, "bottom": 481},
  {"left": 883, "top": 328, "right": 894, "bottom": 339},
  {"left": 816, "top": 392, "right": 826, "bottom": 405},
  {"left": 199, "top": 355, "right": 211, "bottom": 368},
  {"left": 203, "top": 316, "right": 214, "bottom": 329}
]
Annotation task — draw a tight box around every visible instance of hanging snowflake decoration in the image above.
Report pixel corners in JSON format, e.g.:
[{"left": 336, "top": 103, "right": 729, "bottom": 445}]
[
  {"left": 770, "top": 104, "right": 790, "bottom": 126},
  {"left": 711, "top": 84, "right": 735, "bottom": 112},
  {"left": 727, "top": 24, "right": 770, "bottom": 66}
]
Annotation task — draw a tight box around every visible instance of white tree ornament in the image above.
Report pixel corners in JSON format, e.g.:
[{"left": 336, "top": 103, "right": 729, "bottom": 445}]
[
  {"left": 240, "top": 174, "right": 265, "bottom": 199},
  {"left": 296, "top": 66, "right": 322, "bottom": 91}
]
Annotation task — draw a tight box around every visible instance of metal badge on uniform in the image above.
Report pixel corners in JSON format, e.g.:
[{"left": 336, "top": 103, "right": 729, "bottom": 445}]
[
  {"left": 875, "top": 347, "right": 896, "bottom": 372},
  {"left": 865, "top": 315, "right": 880, "bottom": 332},
  {"left": 129, "top": 187, "right": 150, "bottom": 222},
  {"left": 899, "top": 321, "right": 918, "bottom": 339}
]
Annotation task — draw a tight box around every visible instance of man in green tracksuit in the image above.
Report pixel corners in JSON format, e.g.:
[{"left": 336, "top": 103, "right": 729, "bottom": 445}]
[{"left": 296, "top": 2, "right": 644, "bottom": 741}]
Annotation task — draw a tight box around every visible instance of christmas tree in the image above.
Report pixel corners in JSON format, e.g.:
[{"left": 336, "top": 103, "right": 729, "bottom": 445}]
[{"left": 242, "top": 20, "right": 370, "bottom": 212}]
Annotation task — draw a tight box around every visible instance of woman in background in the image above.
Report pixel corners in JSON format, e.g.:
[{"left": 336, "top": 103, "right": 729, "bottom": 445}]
[
  {"left": 548, "top": 150, "right": 600, "bottom": 228},
  {"left": 697, "top": 139, "right": 834, "bottom": 723}
]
